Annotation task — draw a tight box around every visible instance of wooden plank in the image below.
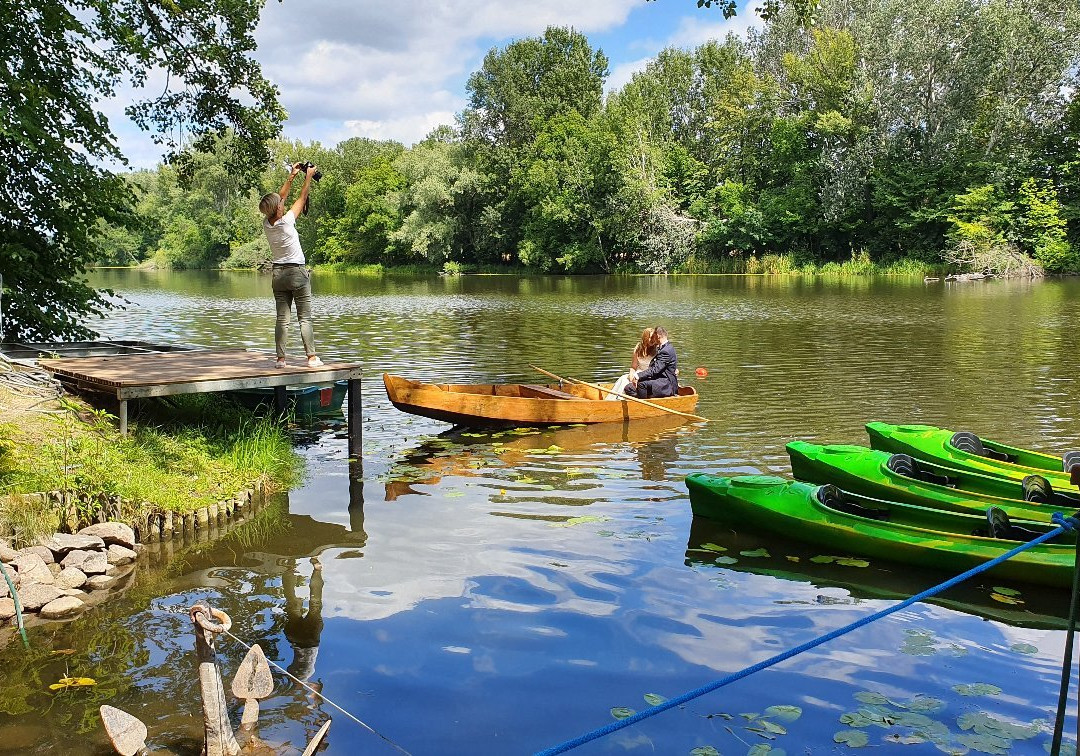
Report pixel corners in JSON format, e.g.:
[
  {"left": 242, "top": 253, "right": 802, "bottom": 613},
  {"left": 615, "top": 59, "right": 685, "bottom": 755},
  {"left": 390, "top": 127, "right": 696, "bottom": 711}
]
[
  {"left": 38, "top": 349, "right": 363, "bottom": 390},
  {"left": 116, "top": 368, "right": 363, "bottom": 399}
]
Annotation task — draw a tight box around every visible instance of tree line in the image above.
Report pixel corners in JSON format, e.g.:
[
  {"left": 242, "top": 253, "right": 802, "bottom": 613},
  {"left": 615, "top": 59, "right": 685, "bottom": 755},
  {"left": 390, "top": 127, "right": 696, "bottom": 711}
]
[{"left": 99, "top": 0, "right": 1080, "bottom": 280}]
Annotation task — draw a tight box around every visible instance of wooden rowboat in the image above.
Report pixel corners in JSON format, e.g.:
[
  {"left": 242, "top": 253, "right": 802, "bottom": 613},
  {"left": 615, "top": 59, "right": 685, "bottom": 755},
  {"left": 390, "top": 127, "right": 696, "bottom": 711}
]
[{"left": 383, "top": 373, "right": 700, "bottom": 426}]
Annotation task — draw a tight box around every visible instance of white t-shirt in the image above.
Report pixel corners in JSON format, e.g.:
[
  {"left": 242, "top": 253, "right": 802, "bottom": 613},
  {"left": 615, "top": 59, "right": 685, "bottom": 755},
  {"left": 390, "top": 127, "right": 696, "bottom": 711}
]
[{"left": 263, "top": 210, "right": 306, "bottom": 265}]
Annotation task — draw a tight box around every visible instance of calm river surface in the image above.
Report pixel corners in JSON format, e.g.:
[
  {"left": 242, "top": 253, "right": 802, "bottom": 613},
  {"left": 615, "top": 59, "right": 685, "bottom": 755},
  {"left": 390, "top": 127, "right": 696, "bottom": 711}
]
[{"left": 3, "top": 270, "right": 1080, "bottom": 755}]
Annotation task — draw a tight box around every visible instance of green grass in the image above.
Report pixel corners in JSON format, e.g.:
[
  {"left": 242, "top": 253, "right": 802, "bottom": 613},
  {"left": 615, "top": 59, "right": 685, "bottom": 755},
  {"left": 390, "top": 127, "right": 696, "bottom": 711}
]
[
  {"left": 676, "top": 252, "right": 939, "bottom": 276},
  {"left": 0, "top": 393, "right": 304, "bottom": 539}
]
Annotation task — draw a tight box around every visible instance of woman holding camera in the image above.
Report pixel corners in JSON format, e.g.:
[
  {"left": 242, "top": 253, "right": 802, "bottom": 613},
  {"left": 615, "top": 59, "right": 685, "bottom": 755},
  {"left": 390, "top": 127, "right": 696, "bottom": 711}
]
[{"left": 259, "top": 163, "right": 323, "bottom": 368}]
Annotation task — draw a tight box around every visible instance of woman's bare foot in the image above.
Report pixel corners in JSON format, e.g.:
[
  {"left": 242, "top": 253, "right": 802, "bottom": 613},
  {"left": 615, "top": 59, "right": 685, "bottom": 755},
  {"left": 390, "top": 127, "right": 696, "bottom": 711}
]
[
  {"left": 306, "top": 356, "right": 325, "bottom": 368},
  {"left": 275, "top": 358, "right": 287, "bottom": 368}
]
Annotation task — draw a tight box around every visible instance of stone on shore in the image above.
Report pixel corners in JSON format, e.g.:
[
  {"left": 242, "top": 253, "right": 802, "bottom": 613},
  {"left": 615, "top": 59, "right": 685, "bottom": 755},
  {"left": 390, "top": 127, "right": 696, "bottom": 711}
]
[
  {"left": 107, "top": 544, "right": 137, "bottom": 565},
  {"left": 44, "top": 533, "right": 105, "bottom": 555},
  {"left": 61, "top": 550, "right": 108, "bottom": 575},
  {"left": 0, "top": 597, "right": 15, "bottom": 621},
  {"left": 20, "top": 545, "right": 55, "bottom": 565},
  {"left": 0, "top": 541, "right": 16, "bottom": 563},
  {"left": 0, "top": 578, "right": 8, "bottom": 599},
  {"left": 78, "top": 523, "right": 136, "bottom": 549},
  {"left": 57, "top": 567, "right": 88, "bottom": 590},
  {"left": 39, "top": 596, "right": 85, "bottom": 619},
  {"left": 12, "top": 553, "right": 54, "bottom": 585},
  {"left": 19, "top": 583, "right": 63, "bottom": 612},
  {"left": 85, "top": 575, "right": 116, "bottom": 591}
]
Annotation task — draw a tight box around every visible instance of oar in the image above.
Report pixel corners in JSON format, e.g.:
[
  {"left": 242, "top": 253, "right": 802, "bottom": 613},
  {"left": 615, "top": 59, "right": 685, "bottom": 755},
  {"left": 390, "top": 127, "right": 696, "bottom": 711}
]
[{"left": 529, "top": 365, "right": 709, "bottom": 422}]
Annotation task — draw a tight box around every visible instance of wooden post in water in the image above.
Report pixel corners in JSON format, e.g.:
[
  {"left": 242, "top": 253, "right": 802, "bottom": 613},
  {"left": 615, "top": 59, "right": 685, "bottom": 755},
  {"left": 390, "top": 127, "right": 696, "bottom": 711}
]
[
  {"left": 190, "top": 602, "right": 240, "bottom": 756},
  {"left": 274, "top": 385, "right": 288, "bottom": 415},
  {"left": 347, "top": 377, "right": 362, "bottom": 467}
]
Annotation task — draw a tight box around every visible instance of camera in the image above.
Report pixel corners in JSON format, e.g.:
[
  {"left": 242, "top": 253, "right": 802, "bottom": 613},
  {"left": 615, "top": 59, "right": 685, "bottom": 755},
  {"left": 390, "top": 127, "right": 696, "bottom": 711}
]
[{"left": 294, "top": 161, "right": 322, "bottom": 182}]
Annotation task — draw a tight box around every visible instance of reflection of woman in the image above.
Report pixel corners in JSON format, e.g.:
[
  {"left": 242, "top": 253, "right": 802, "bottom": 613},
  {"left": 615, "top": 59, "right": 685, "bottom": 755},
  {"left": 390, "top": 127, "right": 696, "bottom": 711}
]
[
  {"left": 606, "top": 328, "right": 657, "bottom": 400},
  {"left": 283, "top": 557, "right": 324, "bottom": 684}
]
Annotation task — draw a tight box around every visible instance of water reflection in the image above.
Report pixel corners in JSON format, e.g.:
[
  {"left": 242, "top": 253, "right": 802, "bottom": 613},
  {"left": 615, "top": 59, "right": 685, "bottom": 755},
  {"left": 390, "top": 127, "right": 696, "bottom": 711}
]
[{"left": 3, "top": 270, "right": 1077, "bottom": 753}]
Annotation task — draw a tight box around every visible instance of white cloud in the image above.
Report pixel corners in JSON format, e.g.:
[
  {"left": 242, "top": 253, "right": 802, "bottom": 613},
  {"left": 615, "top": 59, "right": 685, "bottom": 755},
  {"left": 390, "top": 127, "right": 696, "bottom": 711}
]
[{"left": 605, "top": 55, "right": 654, "bottom": 94}]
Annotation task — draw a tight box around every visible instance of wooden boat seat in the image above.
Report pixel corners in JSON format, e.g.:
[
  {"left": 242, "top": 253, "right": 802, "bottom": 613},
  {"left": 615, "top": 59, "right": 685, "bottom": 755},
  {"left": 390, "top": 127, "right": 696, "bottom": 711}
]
[{"left": 521, "top": 384, "right": 579, "bottom": 400}]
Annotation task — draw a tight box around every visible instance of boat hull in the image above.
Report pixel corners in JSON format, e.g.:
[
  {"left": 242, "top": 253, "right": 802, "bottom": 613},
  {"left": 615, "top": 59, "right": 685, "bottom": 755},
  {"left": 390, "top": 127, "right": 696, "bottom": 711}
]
[
  {"left": 383, "top": 374, "right": 700, "bottom": 426},
  {"left": 685, "top": 473, "right": 1074, "bottom": 588}
]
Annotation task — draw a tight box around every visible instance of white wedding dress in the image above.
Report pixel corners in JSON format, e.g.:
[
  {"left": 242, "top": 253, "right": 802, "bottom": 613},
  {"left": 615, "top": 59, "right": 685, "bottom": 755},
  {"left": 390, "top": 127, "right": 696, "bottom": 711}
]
[{"left": 606, "top": 354, "right": 652, "bottom": 400}]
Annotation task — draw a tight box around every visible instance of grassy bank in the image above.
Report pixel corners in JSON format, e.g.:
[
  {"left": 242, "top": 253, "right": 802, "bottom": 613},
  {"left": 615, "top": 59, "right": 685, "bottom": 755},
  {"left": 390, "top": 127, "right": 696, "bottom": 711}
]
[
  {"left": 672, "top": 252, "right": 939, "bottom": 276},
  {"left": 0, "top": 385, "right": 303, "bottom": 544}
]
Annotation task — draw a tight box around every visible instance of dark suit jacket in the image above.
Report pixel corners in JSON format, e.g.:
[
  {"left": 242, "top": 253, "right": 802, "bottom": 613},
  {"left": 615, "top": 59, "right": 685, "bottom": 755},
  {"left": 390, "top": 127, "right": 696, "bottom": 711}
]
[{"left": 634, "top": 341, "right": 679, "bottom": 398}]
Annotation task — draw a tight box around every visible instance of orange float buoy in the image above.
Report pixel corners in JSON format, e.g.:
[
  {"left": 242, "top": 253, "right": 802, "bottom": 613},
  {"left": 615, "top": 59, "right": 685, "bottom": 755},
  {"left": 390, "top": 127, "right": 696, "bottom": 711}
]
[{"left": 695, "top": 367, "right": 708, "bottom": 377}]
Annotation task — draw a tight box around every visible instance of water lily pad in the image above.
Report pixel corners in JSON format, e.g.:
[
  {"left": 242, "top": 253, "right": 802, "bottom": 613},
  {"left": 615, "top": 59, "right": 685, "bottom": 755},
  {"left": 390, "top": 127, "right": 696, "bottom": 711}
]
[
  {"left": 810, "top": 555, "right": 836, "bottom": 564},
  {"left": 833, "top": 730, "right": 869, "bottom": 747},
  {"left": 749, "top": 745, "right": 786, "bottom": 756},
  {"left": 953, "top": 683, "right": 1002, "bottom": 697},
  {"left": 445, "top": 491, "right": 465, "bottom": 498},
  {"left": 740, "top": 712, "right": 759, "bottom": 721},
  {"left": 644, "top": 693, "right": 666, "bottom": 706},
  {"left": 715, "top": 556, "right": 739, "bottom": 565},
  {"left": 740, "top": 548, "right": 771, "bottom": 558},
  {"left": 699, "top": 543, "right": 728, "bottom": 553},
  {"left": 902, "top": 695, "right": 946, "bottom": 713},
  {"left": 552, "top": 516, "right": 604, "bottom": 528},
  {"left": 610, "top": 707, "right": 635, "bottom": 720},
  {"left": 1011, "top": 643, "right": 1039, "bottom": 655},
  {"left": 990, "top": 593, "right": 1024, "bottom": 605},
  {"left": 992, "top": 586, "right": 1021, "bottom": 596},
  {"left": 690, "top": 747, "right": 720, "bottom": 756},
  {"left": 786, "top": 556, "right": 800, "bottom": 562},
  {"left": 854, "top": 691, "right": 890, "bottom": 705},
  {"left": 763, "top": 705, "right": 802, "bottom": 722},
  {"left": 1044, "top": 742, "right": 1077, "bottom": 755},
  {"left": 757, "top": 719, "right": 787, "bottom": 735},
  {"left": 835, "top": 558, "right": 870, "bottom": 568},
  {"left": 884, "top": 733, "right": 929, "bottom": 744},
  {"left": 49, "top": 677, "right": 96, "bottom": 691},
  {"left": 955, "top": 732, "right": 1009, "bottom": 754}
]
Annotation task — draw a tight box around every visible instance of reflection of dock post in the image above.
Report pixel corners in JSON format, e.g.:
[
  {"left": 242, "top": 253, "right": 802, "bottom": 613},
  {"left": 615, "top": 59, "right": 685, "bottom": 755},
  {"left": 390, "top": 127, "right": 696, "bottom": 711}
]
[{"left": 347, "top": 377, "right": 362, "bottom": 467}]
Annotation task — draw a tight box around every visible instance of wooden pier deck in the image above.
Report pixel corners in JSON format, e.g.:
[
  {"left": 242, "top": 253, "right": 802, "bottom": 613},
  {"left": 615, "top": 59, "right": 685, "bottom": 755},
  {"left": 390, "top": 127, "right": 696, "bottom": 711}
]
[{"left": 38, "top": 349, "right": 364, "bottom": 454}]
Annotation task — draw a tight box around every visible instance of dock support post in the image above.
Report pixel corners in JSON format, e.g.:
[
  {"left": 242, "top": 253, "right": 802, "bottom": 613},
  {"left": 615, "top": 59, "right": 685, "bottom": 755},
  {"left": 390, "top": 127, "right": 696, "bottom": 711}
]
[
  {"left": 347, "top": 377, "right": 362, "bottom": 465},
  {"left": 118, "top": 399, "right": 128, "bottom": 437},
  {"left": 273, "top": 385, "right": 287, "bottom": 415}
]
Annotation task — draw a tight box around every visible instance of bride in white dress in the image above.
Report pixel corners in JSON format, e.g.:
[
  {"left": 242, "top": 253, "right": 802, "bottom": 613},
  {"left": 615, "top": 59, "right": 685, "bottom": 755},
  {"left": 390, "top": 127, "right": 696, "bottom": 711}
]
[{"left": 606, "top": 327, "right": 657, "bottom": 400}]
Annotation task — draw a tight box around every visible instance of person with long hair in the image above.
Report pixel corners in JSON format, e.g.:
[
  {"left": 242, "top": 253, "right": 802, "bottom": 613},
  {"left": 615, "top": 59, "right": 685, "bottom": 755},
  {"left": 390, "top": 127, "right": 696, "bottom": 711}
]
[
  {"left": 628, "top": 325, "right": 679, "bottom": 398},
  {"left": 259, "top": 162, "right": 323, "bottom": 368},
  {"left": 606, "top": 327, "right": 658, "bottom": 400}
]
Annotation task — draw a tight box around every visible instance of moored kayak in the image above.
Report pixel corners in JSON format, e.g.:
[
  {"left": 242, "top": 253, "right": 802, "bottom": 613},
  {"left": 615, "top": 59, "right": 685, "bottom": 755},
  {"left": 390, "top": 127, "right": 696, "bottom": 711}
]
[
  {"left": 866, "top": 422, "right": 1079, "bottom": 488},
  {"left": 685, "top": 473, "right": 1076, "bottom": 587},
  {"left": 786, "top": 441, "right": 1080, "bottom": 522}
]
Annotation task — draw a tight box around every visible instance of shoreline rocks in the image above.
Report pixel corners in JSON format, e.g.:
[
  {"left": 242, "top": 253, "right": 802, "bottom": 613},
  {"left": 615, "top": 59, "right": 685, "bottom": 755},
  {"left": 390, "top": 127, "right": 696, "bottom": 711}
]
[{"left": 0, "top": 480, "right": 271, "bottom": 628}]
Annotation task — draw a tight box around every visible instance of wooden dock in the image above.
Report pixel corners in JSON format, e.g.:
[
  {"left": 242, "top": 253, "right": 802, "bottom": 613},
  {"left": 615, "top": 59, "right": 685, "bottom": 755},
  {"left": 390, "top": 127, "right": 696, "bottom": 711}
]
[{"left": 38, "top": 349, "right": 364, "bottom": 456}]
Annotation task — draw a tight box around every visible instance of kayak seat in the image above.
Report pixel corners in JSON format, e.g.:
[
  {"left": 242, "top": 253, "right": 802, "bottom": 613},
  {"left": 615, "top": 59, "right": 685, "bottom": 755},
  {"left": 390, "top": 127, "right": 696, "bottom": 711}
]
[
  {"left": 886, "top": 453, "right": 955, "bottom": 487},
  {"left": 1021, "top": 474, "right": 1053, "bottom": 503},
  {"left": 1063, "top": 450, "right": 1080, "bottom": 473},
  {"left": 950, "top": 431, "right": 1013, "bottom": 462},
  {"left": 816, "top": 484, "right": 890, "bottom": 521},
  {"left": 983, "top": 506, "right": 1045, "bottom": 541}
]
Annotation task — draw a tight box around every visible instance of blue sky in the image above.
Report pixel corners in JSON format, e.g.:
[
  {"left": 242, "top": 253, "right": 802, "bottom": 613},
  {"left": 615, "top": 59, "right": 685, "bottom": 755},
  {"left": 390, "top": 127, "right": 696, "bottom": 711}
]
[{"left": 106, "top": 0, "right": 762, "bottom": 170}]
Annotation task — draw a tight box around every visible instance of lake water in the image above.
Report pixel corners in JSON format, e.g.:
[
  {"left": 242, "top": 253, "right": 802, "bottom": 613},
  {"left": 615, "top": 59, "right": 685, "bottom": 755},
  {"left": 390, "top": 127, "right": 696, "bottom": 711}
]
[{"left": 2, "top": 270, "right": 1079, "bottom": 754}]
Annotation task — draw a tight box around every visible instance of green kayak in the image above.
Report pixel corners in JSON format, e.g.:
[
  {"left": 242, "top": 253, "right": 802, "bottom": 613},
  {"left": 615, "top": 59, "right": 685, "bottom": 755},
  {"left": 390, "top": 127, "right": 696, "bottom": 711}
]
[
  {"left": 786, "top": 440, "right": 1080, "bottom": 522},
  {"left": 866, "top": 422, "right": 1078, "bottom": 488},
  {"left": 685, "top": 473, "right": 1076, "bottom": 588}
]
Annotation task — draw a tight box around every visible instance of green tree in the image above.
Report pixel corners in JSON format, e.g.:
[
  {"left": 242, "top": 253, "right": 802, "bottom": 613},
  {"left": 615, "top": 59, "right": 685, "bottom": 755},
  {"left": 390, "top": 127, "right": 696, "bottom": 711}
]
[{"left": 1, "top": 0, "right": 283, "bottom": 340}]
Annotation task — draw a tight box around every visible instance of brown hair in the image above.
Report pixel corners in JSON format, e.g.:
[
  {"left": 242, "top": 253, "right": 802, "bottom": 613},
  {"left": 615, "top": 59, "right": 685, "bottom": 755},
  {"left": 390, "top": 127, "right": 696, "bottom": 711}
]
[
  {"left": 653, "top": 326, "right": 668, "bottom": 341},
  {"left": 635, "top": 327, "right": 657, "bottom": 359},
  {"left": 259, "top": 192, "right": 283, "bottom": 221}
]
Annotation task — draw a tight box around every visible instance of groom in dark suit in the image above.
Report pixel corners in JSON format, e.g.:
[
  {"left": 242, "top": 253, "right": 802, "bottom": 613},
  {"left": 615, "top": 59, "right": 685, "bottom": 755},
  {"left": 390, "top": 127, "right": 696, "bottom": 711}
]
[{"left": 627, "top": 326, "right": 679, "bottom": 399}]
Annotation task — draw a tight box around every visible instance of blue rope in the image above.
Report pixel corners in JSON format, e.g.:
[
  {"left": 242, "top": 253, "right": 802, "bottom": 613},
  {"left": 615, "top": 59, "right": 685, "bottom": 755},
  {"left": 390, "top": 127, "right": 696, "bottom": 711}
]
[{"left": 536, "top": 514, "right": 1080, "bottom": 756}]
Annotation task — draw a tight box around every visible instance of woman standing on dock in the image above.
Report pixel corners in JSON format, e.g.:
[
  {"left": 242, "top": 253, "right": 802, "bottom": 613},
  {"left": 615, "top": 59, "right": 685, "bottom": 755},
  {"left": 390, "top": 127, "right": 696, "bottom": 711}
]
[{"left": 259, "top": 163, "right": 324, "bottom": 368}]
